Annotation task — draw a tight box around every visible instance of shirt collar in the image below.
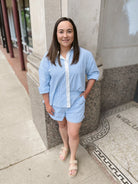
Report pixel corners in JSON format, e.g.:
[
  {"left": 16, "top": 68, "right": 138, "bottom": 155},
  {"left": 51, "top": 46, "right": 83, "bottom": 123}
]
[{"left": 59, "top": 47, "right": 73, "bottom": 60}]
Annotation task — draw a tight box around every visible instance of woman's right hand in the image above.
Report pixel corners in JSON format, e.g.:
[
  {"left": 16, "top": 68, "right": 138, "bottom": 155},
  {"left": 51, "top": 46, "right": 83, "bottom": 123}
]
[{"left": 45, "top": 104, "right": 55, "bottom": 115}]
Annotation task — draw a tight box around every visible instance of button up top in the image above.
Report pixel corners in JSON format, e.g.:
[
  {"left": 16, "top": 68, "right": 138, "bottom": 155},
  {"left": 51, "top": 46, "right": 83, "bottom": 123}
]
[{"left": 39, "top": 47, "right": 99, "bottom": 108}]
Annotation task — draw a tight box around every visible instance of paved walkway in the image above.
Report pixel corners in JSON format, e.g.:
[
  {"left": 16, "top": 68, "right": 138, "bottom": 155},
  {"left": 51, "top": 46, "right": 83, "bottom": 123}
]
[
  {"left": 0, "top": 44, "right": 28, "bottom": 93},
  {"left": 80, "top": 102, "right": 138, "bottom": 184},
  {"left": 0, "top": 49, "right": 116, "bottom": 184}
]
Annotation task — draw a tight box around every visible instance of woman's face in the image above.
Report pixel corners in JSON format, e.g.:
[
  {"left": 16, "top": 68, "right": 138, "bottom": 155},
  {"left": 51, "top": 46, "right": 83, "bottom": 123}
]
[{"left": 57, "top": 21, "right": 74, "bottom": 50}]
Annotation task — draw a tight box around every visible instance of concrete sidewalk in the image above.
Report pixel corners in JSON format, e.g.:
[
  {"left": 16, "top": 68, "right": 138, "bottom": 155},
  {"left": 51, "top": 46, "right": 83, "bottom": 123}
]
[{"left": 0, "top": 49, "right": 117, "bottom": 184}]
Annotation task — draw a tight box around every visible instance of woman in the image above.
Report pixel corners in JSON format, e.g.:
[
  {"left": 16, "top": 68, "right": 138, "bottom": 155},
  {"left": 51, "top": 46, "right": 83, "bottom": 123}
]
[{"left": 39, "top": 17, "right": 99, "bottom": 177}]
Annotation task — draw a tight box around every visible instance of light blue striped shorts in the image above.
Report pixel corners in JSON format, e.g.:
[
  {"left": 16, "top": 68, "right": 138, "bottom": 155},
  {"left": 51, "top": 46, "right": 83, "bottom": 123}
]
[{"left": 49, "top": 95, "right": 86, "bottom": 123}]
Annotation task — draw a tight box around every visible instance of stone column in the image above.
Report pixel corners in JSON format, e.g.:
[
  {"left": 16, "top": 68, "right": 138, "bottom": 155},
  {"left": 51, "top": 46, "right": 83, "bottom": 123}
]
[
  {"left": 67, "top": 0, "right": 103, "bottom": 136},
  {"left": 27, "top": 0, "right": 103, "bottom": 149},
  {"left": 27, "top": 0, "right": 61, "bottom": 149}
]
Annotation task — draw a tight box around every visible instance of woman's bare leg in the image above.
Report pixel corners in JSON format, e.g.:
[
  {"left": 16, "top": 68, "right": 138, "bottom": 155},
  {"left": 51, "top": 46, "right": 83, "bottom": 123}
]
[
  {"left": 67, "top": 121, "right": 82, "bottom": 175},
  {"left": 57, "top": 118, "right": 69, "bottom": 159}
]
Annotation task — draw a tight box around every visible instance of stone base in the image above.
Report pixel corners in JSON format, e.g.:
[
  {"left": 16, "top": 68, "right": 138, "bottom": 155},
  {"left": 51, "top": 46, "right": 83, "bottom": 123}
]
[
  {"left": 80, "top": 81, "right": 101, "bottom": 135},
  {"left": 101, "top": 64, "right": 138, "bottom": 112}
]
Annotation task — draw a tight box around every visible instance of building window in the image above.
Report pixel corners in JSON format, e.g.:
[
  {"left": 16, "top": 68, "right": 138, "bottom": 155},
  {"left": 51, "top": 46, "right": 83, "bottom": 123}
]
[{"left": 21, "top": 0, "right": 32, "bottom": 48}]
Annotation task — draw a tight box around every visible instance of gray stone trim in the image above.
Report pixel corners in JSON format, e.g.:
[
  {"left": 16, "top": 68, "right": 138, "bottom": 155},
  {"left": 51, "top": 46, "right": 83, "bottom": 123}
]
[
  {"left": 101, "top": 64, "right": 138, "bottom": 112},
  {"left": 92, "top": 146, "right": 132, "bottom": 184},
  {"left": 80, "top": 116, "right": 110, "bottom": 147}
]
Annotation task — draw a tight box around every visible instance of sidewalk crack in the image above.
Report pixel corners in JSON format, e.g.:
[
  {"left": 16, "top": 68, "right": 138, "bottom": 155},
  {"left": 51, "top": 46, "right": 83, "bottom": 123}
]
[{"left": 0, "top": 149, "right": 46, "bottom": 171}]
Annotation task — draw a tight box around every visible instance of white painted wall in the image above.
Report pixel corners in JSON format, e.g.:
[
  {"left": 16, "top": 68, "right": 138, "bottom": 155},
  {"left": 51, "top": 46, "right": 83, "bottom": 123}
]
[
  {"left": 44, "top": 0, "right": 61, "bottom": 50},
  {"left": 62, "top": 0, "right": 68, "bottom": 17},
  {"left": 29, "top": 0, "right": 61, "bottom": 57},
  {"left": 99, "top": 0, "right": 138, "bottom": 69},
  {"left": 68, "top": 0, "right": 101, "bottom": 59},
  {"left": 29, "top": 0, "right": 47, "bottom": 57}
]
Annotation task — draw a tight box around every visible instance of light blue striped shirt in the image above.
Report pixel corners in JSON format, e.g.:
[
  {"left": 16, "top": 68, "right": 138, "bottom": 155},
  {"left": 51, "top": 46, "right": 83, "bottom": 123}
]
[{"left": 39, "top": 47, "right": 99, "bottom": 108}]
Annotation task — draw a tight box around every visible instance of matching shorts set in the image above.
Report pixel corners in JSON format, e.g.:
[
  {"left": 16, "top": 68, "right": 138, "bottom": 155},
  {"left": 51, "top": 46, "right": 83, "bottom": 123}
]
[
  {"left": 39, "top": 47, "right": 99, "bottom": 123},
  {"left": 49, "top": 94, "right": 86, "bottom": 123}
]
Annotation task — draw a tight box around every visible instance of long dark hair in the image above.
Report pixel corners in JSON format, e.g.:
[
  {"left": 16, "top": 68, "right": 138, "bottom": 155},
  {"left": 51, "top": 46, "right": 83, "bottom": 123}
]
[{"left": 47, "top": 17, "right": 80, "bottom": 66}]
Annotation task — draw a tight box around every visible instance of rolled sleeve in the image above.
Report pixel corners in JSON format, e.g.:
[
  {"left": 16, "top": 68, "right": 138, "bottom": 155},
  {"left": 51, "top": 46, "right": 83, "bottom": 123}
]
[
  {"left": 38, "top": 54, "right": 51, "bottom": 94},
  {"left": 86, "top": 52, "right": 99, "bottom": 81}
]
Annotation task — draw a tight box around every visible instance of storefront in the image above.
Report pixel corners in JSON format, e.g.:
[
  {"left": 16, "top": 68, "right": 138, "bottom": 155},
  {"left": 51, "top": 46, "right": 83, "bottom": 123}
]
[{"left": 0, "top": 0, "right": 32, "bottom": 54}]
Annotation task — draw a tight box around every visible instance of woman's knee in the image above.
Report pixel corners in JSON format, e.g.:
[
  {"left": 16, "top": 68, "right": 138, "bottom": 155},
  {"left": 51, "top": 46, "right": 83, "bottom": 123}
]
[{"left": 68, "top": 130, "right": 79, "bottom": 140}]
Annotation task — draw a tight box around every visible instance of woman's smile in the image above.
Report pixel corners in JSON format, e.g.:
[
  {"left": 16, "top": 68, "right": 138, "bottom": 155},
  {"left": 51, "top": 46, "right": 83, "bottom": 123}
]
[{"left": 62, "top": 39, "right": 69, "bottom": 41}]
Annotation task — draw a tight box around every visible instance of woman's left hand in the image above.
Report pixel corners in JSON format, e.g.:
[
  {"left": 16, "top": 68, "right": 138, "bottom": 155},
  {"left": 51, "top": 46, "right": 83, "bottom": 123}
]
[{"left": 80, "top": 92, "right": 87, "bottom": 99}]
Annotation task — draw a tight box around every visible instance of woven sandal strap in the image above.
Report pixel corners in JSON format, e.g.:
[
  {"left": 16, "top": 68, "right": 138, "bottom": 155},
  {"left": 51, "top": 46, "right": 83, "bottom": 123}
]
[
  {"left": 61, "top": 147, "right": 68, "bottom": 151},
  {"left": 69, "top": 160, "right": 77, "bottom": 164},
  {"left": 59, "top": 150, "right": 68, "bottom": 155},
  {"left": 69, "top": 166, "right": 77, "bottom": 171}
]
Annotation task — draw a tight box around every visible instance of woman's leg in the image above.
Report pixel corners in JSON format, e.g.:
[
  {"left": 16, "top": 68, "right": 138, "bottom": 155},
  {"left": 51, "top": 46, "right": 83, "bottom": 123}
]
[
  {"left": 67, "top": 121, "right": 82, "bottom": 175},
  {"left": 57, "top": 118, "right": 69, "bottom": 159}
]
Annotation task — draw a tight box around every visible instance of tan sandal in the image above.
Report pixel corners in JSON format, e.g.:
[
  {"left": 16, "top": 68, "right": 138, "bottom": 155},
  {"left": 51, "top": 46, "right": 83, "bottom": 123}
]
[
  {"left": 59, "top": 147, "right": 69, "bottom": 161},
  {"left": 68, "top": 160, "right": 78, "bottom": 177}
]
